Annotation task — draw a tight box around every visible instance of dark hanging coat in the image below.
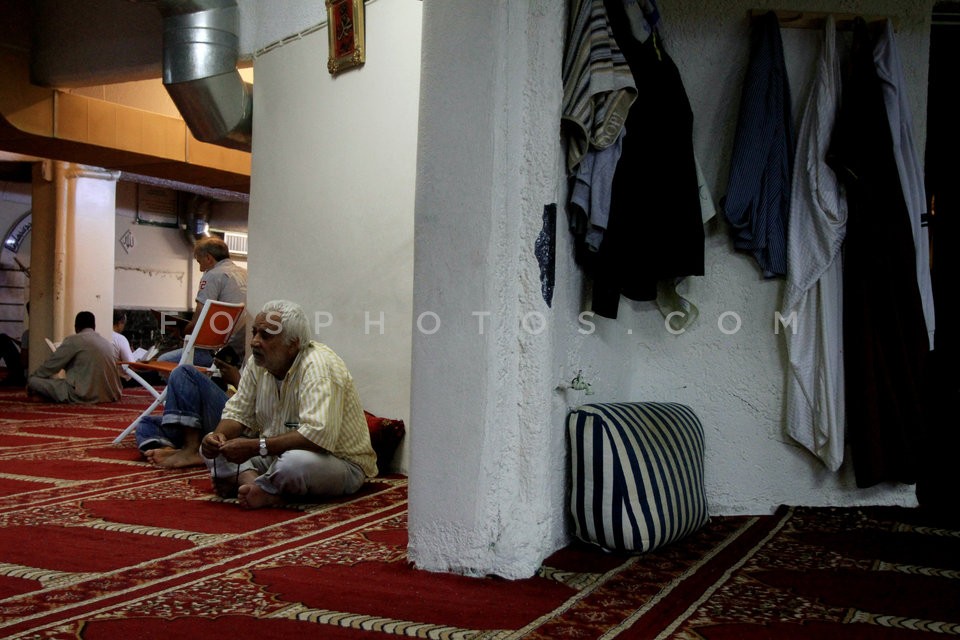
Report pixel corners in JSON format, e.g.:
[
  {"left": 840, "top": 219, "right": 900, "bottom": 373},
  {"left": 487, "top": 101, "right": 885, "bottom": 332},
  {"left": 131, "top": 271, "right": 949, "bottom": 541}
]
[
  {"left": 584, "top": 0, "right": 703, "bottom": 319},
  {"left": 827, "top": 19, "right": 929, "bottom": 488}
]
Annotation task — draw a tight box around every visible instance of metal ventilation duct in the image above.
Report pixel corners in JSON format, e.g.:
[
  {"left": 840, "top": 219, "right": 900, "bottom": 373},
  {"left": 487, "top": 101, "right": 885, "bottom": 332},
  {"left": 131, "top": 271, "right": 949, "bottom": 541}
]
[
  {"left": 182, "top": 192, "right": 212, "bottom": 246},
  {"left": 134, "top": 0, "right": 252, "bottom": 152}
]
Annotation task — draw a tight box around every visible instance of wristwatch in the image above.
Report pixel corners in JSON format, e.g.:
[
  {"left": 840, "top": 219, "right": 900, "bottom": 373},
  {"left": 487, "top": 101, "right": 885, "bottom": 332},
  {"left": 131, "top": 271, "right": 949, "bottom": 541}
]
[{"left": 259, "top": 436, "right": 268, "bottom": 457}]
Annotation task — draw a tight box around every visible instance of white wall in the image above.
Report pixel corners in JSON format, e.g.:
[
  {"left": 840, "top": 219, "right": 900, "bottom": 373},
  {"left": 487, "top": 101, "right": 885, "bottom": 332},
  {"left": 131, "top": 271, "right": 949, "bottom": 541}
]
[
  {"left": 239, "top": 0, "right": 325, "bottom": 55},
  {"left": 113, "top": 181, "right": 198, "bottom": 311},
  {"left": 113, "top": 181, "right": 250, "bottom": 317},
  {"left": 408, "top": 0, "right": 935, "bottom": 578},
  {"left": 570, "top": 0, "right": 933, "bottom": 514},
  {"left": 585, "top": 0, "right": 933, "bottom": 513},
  {"left": 246, "top": 0, "right": 420, "bottom": 470}
]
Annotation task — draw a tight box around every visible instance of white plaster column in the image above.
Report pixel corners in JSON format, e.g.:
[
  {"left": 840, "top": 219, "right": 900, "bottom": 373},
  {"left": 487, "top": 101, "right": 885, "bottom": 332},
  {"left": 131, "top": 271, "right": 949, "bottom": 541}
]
[
  {"left": 28, "top": 161, "right": 118, "bottom": 359},
  {"left": 408, "top": 1, "right": 566, "bottom": 579}
]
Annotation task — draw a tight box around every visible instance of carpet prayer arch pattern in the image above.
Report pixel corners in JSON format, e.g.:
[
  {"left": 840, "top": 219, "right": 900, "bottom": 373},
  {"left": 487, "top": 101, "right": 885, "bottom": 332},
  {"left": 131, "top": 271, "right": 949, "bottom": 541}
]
[{"left": 0, "top": 386, "right": 957, "bottom": 639}]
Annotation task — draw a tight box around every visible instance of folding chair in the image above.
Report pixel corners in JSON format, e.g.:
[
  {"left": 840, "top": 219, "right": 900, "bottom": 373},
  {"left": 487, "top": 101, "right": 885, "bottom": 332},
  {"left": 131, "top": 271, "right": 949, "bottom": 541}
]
[{"left": 112, "top": 299, "right": 246, "bottom": 444}]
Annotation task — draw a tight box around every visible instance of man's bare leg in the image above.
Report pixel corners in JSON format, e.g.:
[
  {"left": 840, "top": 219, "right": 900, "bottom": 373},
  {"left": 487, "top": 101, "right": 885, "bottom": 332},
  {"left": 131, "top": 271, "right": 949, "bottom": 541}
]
[
  {"left": 145, "top": 429, "right": 204, "bottom": 468},
  {"left": 238, "top": 481, "right": 284, "bottom": 509}
]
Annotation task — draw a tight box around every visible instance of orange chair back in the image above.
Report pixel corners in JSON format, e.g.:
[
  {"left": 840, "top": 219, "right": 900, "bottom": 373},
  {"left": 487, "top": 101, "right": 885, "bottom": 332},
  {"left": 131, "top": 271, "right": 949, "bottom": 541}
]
[{"left": 192, "top": 300, "right": 246, "bottom": 351}]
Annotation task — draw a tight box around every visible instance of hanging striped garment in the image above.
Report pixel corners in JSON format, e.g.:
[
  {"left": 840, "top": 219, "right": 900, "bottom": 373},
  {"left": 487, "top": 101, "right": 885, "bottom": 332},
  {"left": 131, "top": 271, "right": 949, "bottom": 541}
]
[
  {"left": 561, "top": 0, "right": 637, "bottom": 173},
  {"left": 783, "top": 15, "right": 847, "bottom": 472}
]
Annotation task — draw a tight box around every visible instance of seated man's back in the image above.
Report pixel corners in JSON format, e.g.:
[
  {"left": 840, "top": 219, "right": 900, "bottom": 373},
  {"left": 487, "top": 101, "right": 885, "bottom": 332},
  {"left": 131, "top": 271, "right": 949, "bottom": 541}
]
[{"left": 28, "top": 311, "right": 122, "bottom": 404}]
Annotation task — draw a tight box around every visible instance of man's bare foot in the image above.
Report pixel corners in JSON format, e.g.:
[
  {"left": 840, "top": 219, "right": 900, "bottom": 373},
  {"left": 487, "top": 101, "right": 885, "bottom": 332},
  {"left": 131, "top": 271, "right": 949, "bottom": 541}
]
[
  {"left": 213, "top": 469, "right": 259, "bottom": 499},
  {"left": 147, "top": 447, "right": 204, "bottom": 468},
  {"left": 237, "top": 482, "right": 284, "bottom": 510},
  {"left": 144, "top": 447, "right": 176, "bottom": 464},
  {"left": 213, "top": 478, "right": 238, "bottom": 499}
]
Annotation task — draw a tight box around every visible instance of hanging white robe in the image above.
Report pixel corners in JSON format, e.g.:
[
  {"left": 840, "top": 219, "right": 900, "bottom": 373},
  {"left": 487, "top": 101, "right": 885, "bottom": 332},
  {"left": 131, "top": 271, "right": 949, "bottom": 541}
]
[
  {"left": 783, "top": 16, "right": 847, "bottom": 471},
  {"left": 874, "top": 19, "right": 936, "bottom": 350}
]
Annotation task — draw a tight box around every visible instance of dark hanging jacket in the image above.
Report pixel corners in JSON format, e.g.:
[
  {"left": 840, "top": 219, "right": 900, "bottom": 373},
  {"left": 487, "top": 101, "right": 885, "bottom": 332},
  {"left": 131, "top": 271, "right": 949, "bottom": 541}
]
[
  {"left": 586, "top": 0, "right": 703, "bottom": 319},
  {"left": 827, "top": 19, "right": 929, "bottom": 488}
]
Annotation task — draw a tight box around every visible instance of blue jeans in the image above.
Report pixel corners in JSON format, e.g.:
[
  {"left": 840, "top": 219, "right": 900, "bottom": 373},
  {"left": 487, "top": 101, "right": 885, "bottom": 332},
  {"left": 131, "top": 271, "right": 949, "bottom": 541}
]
[
  {"left": 157, "top": 347, "right": 214, "bottom": 367},
  {"left": 135, "top": 365, "right": 227, "bottom": 452}
]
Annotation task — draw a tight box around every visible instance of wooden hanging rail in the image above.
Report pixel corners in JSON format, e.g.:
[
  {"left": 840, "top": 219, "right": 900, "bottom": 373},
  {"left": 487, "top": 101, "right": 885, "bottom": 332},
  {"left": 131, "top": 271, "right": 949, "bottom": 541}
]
[{"left": 749, "top": 9, "right": 897, "bottom": 31}]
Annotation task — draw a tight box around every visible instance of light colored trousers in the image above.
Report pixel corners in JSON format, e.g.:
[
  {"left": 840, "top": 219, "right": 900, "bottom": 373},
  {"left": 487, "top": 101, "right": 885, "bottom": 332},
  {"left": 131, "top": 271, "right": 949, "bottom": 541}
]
[{"left": 205, "top": 448, "right": 365, "bottom": 498}]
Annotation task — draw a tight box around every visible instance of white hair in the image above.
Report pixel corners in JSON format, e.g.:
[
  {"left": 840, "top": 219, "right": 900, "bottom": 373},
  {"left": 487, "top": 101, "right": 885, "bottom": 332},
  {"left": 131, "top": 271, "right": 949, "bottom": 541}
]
[{"left": 261, "top": 300, "right": 312, "bottom": 350}]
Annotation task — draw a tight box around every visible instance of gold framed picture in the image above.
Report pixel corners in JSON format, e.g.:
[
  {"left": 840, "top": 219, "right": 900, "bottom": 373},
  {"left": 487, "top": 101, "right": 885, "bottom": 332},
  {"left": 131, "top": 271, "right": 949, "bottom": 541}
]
[{"left": 326, "top": 0, "right": 366, "bottom": 75}]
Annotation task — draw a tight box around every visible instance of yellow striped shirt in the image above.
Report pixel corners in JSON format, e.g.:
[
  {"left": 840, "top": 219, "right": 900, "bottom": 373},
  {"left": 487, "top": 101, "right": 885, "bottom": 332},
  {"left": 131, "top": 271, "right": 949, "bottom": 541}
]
[{"left": 221, "top": 341, "right": 377, "bottom": 477}]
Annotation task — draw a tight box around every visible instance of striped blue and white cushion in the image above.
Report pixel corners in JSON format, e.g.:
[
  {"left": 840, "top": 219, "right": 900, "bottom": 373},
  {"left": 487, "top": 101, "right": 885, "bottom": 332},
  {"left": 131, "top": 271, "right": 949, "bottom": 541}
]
[{"left": 568, "top": 402, "right": 709, "bottom": 552}]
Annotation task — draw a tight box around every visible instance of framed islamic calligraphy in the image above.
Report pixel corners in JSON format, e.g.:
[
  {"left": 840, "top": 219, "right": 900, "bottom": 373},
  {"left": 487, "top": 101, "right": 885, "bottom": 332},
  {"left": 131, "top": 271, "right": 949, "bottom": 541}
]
[{"left": 326, "top": 0, "right": 366, "bottom": 75}]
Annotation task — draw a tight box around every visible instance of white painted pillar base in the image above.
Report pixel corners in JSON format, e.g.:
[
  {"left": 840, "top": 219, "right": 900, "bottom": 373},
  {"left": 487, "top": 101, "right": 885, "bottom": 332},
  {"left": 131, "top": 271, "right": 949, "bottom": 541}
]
[{"left": 28, "top": 161, "right": 118, "bottom": 365}]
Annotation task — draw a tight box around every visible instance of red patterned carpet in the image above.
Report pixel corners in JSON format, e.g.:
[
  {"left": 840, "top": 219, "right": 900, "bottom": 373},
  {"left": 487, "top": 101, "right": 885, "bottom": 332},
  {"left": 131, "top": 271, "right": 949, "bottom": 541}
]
[{"left": 0, "top": 387, "right": 958, "bottom": 639}]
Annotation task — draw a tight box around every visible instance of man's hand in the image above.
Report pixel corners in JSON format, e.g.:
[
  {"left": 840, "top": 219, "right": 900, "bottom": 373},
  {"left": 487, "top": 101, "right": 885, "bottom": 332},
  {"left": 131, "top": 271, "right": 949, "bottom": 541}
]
[
  {"left": 201, "top": 418, "right": 249, "bottom": 461},
  {"left": 216, "top": 437, "right": 258, "bottom": 464},
  {"left": 201, "top": 432, "right": 227, "bottom": 459},
  {"left": 213, "top": 358, "right": 241, "bottom": 389}
]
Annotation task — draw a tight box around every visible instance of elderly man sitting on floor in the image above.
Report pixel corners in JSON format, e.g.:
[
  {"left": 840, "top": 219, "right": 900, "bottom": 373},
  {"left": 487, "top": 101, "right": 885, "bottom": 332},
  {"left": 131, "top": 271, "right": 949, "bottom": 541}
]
[{"left": 200, "top": 299, "right": 377, "bottom": 509}]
